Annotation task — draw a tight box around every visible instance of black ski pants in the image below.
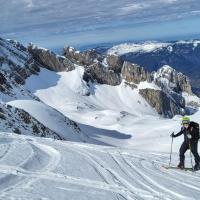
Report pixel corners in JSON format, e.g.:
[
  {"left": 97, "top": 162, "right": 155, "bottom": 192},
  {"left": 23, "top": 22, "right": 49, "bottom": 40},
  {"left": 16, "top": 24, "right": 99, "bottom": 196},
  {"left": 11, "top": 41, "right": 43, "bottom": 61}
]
[{"left": 180, "top": 140, "right": 200, "bottom": 165}]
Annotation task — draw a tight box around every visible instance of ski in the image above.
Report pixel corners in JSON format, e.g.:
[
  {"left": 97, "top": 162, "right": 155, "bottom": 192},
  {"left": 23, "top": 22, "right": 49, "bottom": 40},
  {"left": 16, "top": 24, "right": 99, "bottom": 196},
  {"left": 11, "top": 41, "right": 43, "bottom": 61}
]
[{"left": 162, "top": 165, "right": 194, "bottom": 171}]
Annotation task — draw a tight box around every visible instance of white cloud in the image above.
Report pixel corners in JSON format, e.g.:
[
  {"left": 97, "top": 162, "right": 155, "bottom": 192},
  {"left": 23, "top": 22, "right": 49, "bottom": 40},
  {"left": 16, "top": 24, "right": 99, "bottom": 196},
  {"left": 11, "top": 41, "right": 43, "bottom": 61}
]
[
  {"left": 24, "top": 0, "right": 34, "bottom": 8},
  {"left": 119, "top": 3, "right": 149, "bottom": 14}
]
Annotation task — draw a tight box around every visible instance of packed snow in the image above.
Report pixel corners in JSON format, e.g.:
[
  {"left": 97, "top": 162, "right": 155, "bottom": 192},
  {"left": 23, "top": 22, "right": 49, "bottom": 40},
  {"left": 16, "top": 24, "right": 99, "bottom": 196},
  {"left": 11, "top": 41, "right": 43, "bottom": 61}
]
[{"left": 0, "top": 132, "right": 200, "bottom": 200}]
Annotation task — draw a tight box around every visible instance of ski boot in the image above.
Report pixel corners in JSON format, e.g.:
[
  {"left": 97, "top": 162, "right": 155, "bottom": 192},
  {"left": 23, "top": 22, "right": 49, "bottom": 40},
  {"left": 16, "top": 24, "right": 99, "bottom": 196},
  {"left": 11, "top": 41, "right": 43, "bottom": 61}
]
[
  {"left": 177, "top": 162, "right": 184, "bottom": 169},
  {"left": 194, "top": 162, "right": 200, "bottom": 171}
]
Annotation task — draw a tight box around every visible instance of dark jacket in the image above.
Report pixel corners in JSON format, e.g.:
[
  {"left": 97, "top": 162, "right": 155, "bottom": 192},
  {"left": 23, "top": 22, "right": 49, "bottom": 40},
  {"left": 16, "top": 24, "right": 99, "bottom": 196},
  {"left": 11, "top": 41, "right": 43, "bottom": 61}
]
[{"left": 174, "top": 121, "right": 199, "bottom": 143}]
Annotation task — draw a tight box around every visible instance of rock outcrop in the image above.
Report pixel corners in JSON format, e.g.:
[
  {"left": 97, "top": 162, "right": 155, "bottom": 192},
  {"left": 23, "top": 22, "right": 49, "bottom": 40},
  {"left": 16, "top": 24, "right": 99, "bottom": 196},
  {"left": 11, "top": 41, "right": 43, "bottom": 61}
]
[
  {"left": 106, "top": 54, "right": 123, "bottom": 73},
  {"left": 0, "top": 38, "right": 40, "bottom": 87},
  {"left": 153, "top": 65, "right": 192, "bottom": 94},
  {"left": 83, "top": 62, "right": 121, "bottom": 86},
  {"left": 0, "top": 103, "right": 62, "bottom": 139},
  {"left": 64, "top": 46, "right": 102, "bottom": 66},
  {"left": 121, "top": 61, "right": 152, "bottom": 84},
  {"left": 28, "top": 44, "right": 75, "bottom": 72},
  {"left": 139, "top": 89, "right": 185, "bottom": 117}
]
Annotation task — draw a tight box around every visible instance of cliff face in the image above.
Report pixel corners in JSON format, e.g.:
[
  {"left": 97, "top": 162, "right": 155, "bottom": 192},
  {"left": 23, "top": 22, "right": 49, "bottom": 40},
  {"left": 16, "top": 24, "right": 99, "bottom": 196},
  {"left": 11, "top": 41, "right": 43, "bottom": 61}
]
[
  {"left": 121, "top": 61, "right": 152, "bottom": 84},
  {"left": 28, "top": 44, "right": 75, "bottom": 72},
  {"left": 83, "top": 62, "right": 121, "bottom": 86},
  {"left": 139, "top": 89, "right": 185, "bottom": 118}
]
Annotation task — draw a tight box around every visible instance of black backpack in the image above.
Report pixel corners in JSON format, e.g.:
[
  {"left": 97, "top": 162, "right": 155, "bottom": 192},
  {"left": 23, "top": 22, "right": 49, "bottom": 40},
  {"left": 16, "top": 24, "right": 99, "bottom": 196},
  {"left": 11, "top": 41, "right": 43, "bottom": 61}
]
[{"left": 190, "top": 121, "right": 200, "bottom": 140}]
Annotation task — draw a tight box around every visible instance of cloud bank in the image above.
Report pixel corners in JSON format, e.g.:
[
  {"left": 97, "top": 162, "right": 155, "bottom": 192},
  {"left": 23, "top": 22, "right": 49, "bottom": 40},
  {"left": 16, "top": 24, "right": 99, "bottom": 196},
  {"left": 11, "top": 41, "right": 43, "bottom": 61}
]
[{"left": 1, "top": 0, "right": 200, "bottom": 48}]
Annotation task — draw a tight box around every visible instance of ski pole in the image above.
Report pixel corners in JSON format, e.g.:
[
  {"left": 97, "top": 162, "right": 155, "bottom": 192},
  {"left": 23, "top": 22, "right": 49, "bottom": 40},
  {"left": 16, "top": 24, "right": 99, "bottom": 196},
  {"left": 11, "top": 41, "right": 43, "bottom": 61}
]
[
  {"left": 169, "top": 132, "right": 174, "bottom": 167},
  {"left": 189, "top": 140, "right": 194, "bottom": 171}
]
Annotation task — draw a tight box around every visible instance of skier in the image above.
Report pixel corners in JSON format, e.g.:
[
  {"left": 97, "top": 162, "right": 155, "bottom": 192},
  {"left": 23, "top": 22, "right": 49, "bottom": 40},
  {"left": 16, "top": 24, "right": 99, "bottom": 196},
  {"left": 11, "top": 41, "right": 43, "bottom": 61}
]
[{"left": 171, "top": 116, "right": 200, "bottom": 171}]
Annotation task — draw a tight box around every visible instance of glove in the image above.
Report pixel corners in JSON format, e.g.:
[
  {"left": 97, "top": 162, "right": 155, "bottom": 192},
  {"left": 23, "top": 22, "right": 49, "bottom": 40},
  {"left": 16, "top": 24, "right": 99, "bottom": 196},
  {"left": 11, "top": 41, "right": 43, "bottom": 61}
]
[
  {"left": 170, "top": 132, "right": 175, "bottom": 137},
  {"left": 187, "top": 134, "right": 192, "bottom": 139}
]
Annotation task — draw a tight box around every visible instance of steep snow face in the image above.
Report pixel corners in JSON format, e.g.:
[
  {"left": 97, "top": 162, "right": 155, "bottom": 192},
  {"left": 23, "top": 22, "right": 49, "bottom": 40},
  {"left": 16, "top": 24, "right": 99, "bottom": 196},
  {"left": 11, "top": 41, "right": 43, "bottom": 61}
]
[
  {"left": 107, "top": 41, "right": 171, "bottom": 55},
  {"left": 0, "top": 132, "right": 200, "bottom": 200}
]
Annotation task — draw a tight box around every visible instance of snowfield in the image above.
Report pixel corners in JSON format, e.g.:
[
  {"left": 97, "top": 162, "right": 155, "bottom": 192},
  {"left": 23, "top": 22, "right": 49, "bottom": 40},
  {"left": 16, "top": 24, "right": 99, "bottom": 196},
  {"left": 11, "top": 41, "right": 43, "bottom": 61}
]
[
  {"left": 0, "top": 132, "right": 200, "bottom": 200},
  {"left": 107, "top": 42, "right": 171, "bottom": 55},
  {"left": 107, "top": 40, "right": 200, "bottom": 56}
]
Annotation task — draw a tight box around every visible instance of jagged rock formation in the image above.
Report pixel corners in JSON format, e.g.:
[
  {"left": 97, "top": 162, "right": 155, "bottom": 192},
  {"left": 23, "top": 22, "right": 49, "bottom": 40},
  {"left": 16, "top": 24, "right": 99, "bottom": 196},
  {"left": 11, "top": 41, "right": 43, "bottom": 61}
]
[
  {"left": 0, "top": 38, "right": 41, "bottom": 99},
  {"left": 83, "top": 62, "right": 121, "bottom": 86},
  {"left": 153, "top": 65, "right": 192, "bottom": 94},
  {"left": 0, "top": 103, "right": 62, "bottom": 139},
  {"left": 28, "top": 44, "right": 75, "bottom": 72},
  {"left": 139, "top": 89, "right": 185, "bottom": 118},
  {"left": 64, "top": 46, "right": 102, "bottom": 66},
  {"left": 121, "top": 62, "right": 152, "bottom": 84},
  {"left": 106, "top": 54, "right": 123, "bottom": 73}
]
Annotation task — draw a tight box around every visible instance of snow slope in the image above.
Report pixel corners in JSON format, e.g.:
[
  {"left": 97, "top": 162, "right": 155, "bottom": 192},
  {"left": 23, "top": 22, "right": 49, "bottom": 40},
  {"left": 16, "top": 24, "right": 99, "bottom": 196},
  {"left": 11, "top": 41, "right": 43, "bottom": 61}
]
[
  {"left": 7, "top": 100, "right": 87, "bottom": 143},
  {"left": 0, "top": 132, "right": 200, "bottom": 200},
  {"left": 19, "top": 66, "right": 200, "bottom": 151}
]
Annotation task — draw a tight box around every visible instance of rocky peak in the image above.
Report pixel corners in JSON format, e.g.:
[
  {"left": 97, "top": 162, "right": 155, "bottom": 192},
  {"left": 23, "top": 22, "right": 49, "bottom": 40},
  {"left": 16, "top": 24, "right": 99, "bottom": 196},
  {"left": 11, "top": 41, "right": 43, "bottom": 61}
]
[
  {"left": 64, "top": 46, "right": 102, "bottom": 66},
  {"left": 139, "top": 89, "right": 185, "bottom": 118},
  {"left": 0, "top": 38, "right": 40, "bottom": 89},
  {"left": 7, "top": 39, "right": 27, "bottom": 52},
  {"left": 28, "top": 44, "right": 75, "bottom": 72},
  {"left": 106, "top": 54, "right": 123, "bottom": 73},
  {"left": 83, "top": 62, "right": 121, "bottom": 86},
  {"left": 153, "top": 65, "right": 192, "bottom": 94},
  {"left": 121, "top": 61, "right": 152, "bottom": 84}
]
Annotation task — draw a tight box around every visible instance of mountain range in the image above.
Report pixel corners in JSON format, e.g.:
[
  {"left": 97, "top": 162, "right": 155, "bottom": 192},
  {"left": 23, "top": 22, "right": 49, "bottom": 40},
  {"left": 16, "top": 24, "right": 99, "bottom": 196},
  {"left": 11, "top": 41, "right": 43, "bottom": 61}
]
[
  {"left": 96, "top": 40, "right": 200, "bottom": 96},
  {"left": 0, "top": 37, "right": 200, "bottom": 142},
  {"left": 1, "top": 36, "right": 200, "bottom": 199}
]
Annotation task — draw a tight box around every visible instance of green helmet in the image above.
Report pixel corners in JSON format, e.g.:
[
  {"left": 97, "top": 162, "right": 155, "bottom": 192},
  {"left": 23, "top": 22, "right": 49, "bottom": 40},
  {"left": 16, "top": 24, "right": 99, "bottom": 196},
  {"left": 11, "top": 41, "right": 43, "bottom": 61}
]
[{"left": 181, "top": 116, "right": 190, "bottom": 124}]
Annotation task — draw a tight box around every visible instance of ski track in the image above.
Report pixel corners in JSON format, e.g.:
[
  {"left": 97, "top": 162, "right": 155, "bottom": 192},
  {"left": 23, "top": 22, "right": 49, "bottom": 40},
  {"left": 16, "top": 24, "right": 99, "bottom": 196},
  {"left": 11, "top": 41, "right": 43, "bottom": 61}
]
[{"left": 0, "top": 134, "right": 200, "bottom": 199}]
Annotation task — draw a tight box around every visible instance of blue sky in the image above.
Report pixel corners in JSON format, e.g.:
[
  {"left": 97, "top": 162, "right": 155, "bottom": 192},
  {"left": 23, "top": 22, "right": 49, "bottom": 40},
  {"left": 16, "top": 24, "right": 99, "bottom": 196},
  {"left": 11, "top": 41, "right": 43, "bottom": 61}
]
[{"left": 1, "top": 0, "right": 200, "bottom": 49}]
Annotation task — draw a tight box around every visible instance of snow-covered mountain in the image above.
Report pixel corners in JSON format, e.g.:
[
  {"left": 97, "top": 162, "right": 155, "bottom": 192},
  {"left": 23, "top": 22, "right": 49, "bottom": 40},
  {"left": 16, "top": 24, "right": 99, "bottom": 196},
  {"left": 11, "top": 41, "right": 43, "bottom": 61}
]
[
  {"left": 0, "top": 36, "right": 200, "bottom": 143},
  {"left": 105, "top": 40, "right": 200, "bottom": 96},
  {"left": 0, "top": 38, "right": 94, "bottom": 143},
  {"left": 1, "top": 37, "right": 200, "bottom": 199}
]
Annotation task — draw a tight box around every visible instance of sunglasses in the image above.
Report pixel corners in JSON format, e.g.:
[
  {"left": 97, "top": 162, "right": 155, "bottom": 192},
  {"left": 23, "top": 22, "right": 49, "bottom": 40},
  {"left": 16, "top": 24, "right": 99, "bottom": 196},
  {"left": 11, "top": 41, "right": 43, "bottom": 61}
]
[{"left": 182, "top": 123, "right": 189, "bottom": 126}]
